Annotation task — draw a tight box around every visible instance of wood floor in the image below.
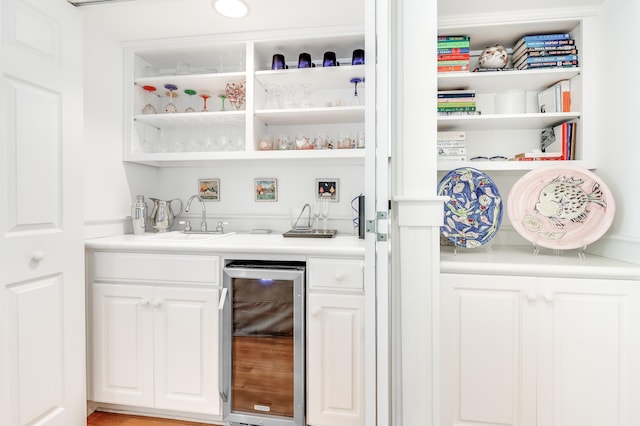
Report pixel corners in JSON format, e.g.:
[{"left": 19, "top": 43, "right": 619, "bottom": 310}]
[{"left": 87, "top": 412, "right": 213, "bottom": 425}]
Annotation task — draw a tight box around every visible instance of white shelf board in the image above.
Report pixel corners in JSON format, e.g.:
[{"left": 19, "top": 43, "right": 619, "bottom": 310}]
[
  {"left": 255, "top": 106, "right": 364, "bottom": 125},
  {"left": 437, "top": 159, "right": 591, "bottom": 172},
  {"left": 135, "top": 111, "right": 245, "bottom": 127},
  {"left": 438, "top": 68, "right": 580, "bottom": 93},
  {"left": 437, "top": 112, "right": 579, "bottom": 131},
  {"left": 255, "top": 65, "right": 365, "bottom": 90},
  {"left": 124, "top": 147, "right": 365, "bottom": 167}
]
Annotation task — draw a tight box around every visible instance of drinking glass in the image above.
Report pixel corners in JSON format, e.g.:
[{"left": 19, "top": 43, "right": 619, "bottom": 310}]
[
  {"left": 263, "top": 84, "right": 280, "bottom": 109},
  {"left": 184, "top": 89, "right": 197, "bottom": 112},
  {"left": 218, "top": 93, "right": 227, "bottom": 111},
  {"left": 320, "top": 198, "right": 330, "bottom": 233},
  {"left": 163, "top": 84, "right": 178, "bottom": 113},
  {"left": 200, "top": 93, "right": 211, "bottom": 112},
  {"left": 312, "top": 202, "right": 322, "bottom": 232},
  {"left": 350, "top": 77, "right": 363, "bottom": 106},
  {"left": 141, "top": 85, "right": 158, "bottom": 114}
]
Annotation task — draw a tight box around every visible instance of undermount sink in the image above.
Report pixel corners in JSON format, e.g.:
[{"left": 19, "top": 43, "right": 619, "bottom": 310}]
[{"left": 135, "top": 231, "right": 235, "bottom": 242}]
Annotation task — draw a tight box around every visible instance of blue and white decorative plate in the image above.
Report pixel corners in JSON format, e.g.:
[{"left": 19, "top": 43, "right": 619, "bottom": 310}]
[{"left": 438, "top": 167, "right": 503, "bottom": 248}]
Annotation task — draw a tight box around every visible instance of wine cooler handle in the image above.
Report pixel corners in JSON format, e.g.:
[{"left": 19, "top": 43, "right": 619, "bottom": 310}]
[
  {"left": 218, "top": 285, "right": 229, "bottom": 404},
  {"left": 218, "top": 287, "right": 228, "bottom": 310}
]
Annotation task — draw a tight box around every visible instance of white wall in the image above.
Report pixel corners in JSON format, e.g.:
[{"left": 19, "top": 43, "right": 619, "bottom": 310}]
[
  {"left": 81, "top": 0, "right": 365, "bottom": 237},
  {"left": 588, "top": 0, "right": 640, "bottom": 263}
]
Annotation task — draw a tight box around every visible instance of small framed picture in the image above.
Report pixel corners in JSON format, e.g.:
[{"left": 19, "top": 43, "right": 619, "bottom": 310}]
[
  {"left": 316, "top": 178, "right": 339, "bottom": 202},
  {"left": 198, "top": 178, "right": 220, "bottom": 201},
  {"left": 255, "top": 178, "right": 278, "bottom": 202}
]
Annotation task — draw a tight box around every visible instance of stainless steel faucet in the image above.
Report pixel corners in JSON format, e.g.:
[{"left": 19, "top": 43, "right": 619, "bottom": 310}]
[{"left": 185, "top": 195, "right": 207, "bottom": 231}]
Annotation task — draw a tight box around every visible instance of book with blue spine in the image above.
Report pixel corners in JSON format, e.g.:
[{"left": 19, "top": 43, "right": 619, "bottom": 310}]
[
  {"left": 437, "top": 47, "right": 470, "bottom": 54},
  {"left": 513, "top": 38, "right": 575, "bottom": 51},
  {"left": 518, "top": 33, "right": 571, "bottom": 42},
  {"left": 516, "top": 54, "right": 578, "bottom": 65},
  {"left": 438, "top": 35, "right": 470, "bottom": 41},
  {"left": 516, "top": 60, "right": 578, "bottom": 70}
]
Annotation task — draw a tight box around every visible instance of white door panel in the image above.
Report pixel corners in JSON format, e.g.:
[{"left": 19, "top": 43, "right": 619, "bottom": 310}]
[{"left": 0, "top": 0, "right": 84, "bottom": 425}]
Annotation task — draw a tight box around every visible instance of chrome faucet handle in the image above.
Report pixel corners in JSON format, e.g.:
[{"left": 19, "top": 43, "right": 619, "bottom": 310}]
[
  {"left": 216, "top": 221, "right": 229, "bottom": 233},
  {"left": 179, "top": 220, "right": 192, "bottom": 231}
]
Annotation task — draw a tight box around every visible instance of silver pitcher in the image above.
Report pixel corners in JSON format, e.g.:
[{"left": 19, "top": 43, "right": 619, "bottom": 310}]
[{"left": 149, "top": 198, "right": 183, "bottom": 232}]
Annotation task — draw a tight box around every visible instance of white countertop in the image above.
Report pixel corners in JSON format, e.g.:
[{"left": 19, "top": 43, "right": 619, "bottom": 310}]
[
  {"left": 85, "top": 231, "right": 365, "bottom": 258},
  {"left": 441, "top": 244, "right": 640, "bottom": 280}
]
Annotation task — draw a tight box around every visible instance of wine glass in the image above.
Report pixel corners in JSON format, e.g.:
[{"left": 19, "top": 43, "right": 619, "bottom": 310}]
[
  {"left": 320, "top": 198, "right": 330, "bottom": 233},
  {"left": 350, "top": 77, "right": 363, "bottom": 106},
  {"left": 184, "top": 89, "right": 197, "bottom": 112},
  {"left": 218, "top": 93, "right": 227, "bottom": 111},
  {"left": 163, "top": 84, "right": 178, "bottom": 113},
  {"left": 312, "top": 202, "right": 322, "bottom": 232},
  {"left": 200, "top": 93, "right": 211, "bottom": 112},
  {"left": 263, "top": 84, "right": 280, "bottom": 109},
  {"left": 141, "top": 85, "right": 158, "bottom": 114}
]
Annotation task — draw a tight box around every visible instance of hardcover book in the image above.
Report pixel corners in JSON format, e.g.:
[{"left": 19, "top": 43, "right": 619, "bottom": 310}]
[
  {"left": 512, "top": 47, "right": 578, "bottom": 62},
  {"left": 437, "top": 131, "right": 466, "bottom": 141},
  {"left": 437, "top": 47, "right": 470, "bottom": 54},
  {"left": 437, "top": 65, "right": 470, "bottom": 72},
  {"left": 516, "top": 60, "right": 578, "bottom": 70},
  {"left": 512, "top": 38, "right": 576, "bottom": 51}
]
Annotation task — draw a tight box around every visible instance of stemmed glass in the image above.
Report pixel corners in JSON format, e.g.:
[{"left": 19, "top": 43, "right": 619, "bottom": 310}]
[
  {"left": 350, "top": 77, "right": 363, "bottom": 106},
  {"left": 218, "top": 93, "right": 227, "bottom": 111},
  {"left": 320, "top": 198, "right": 330, "bottom": 233},
  {"left": 141, "top": 85, "right": 158, "bottom": 114},
  {"left": 312, "top": 202, "right": 322, "bottom": 232},
  {"left": 163, "top": 84, "right": 178, "bottom": 113},
  {"left": 200, "top": 93, "right": 211, "bottom": 112},
  {"left": 263, "top": 84, "right": 280, "bottom": 109},
  {"left": 184, "top": 89, "right": 197, "bottom": 112}
]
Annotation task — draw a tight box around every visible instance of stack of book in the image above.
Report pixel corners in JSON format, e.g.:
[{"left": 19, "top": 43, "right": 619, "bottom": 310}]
[
  {"left": 437, "top": 36, "right": 470, "bottom": 72},
  {"left": 437, "top": 89, "right": 476, "bottom": 116},
  {"left": 437, "top": 131, "right": 466, "bottom": 161},
  {"left": 511, "top": 33, "right": 579, "bottom": 70}
]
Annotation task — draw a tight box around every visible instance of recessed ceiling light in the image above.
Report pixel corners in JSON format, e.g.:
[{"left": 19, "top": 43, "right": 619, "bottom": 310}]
[{"left": 212, "top": 0, "right": 248, "bottom": 18}]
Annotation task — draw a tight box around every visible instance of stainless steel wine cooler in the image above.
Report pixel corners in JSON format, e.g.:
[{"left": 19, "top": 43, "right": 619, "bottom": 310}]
[{"left": 220, "top": 260, "right": 305, "bottom": 426}]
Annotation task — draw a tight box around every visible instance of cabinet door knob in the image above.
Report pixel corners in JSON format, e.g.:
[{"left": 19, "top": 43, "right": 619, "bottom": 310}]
[
  {"left": 544, "top": 291, "right": 554, "bottom": 303},
  {"left": 335, "top": 271, "right": 346, "bottom": 282},
  {"left": 311, "top": 307, "right": 322, "bottom": 317},
  {"left": 140, "top": 299, "right": 150, "bottom": 308},
  {"left": 525, "top": 291, "right": 537, "bottom": 302},
  {"left": 152, "top": 301, "right": 162, "bottom": 309},
  {"left": 31, "top": 251, "right": 45, "bottom": 263}
]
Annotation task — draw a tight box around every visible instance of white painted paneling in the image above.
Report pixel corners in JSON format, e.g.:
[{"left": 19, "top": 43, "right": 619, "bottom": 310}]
[
  {"left": 8, "top": 276, "right": 64, "bottom": 425},
  {"left": 154, "top": 287, "right": 220, "bottom": 415},
  {"left": 1, "top": 0, "right": 85, "bottom": 425},
  {"left": 92, "top": 284, "right": 155, "bottom": 406},
  {"left": 307, "top": 292, "right": 364, "bottom": 426}
]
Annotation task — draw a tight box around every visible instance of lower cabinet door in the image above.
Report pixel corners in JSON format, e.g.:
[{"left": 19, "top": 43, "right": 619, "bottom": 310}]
[
  {"left": 307, "top": 293, "right": 365, "bottom": 426},
  {"left": 440, "top": 274, "right": 538, "bottom": 426},
  {"left": 153, "top": 286, "right": 220, "bottom": 415},
  {"left": 536, "top": 277, "right": 640, "bottom": 426},
  {"left": 92, "top": 284, "right": 155, "bottom": 407}
]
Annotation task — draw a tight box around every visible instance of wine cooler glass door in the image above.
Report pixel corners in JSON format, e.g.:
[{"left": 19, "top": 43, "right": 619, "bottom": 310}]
[{"left": 220, "top": 261, "right": 305, "bottom": 426}]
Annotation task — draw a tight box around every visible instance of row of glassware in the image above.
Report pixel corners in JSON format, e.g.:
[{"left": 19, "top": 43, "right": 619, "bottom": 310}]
[
  {"left": 140, "top": 81, "right": 246, "bottom": 114},
  {"left": 258, "top": 131, "right": 366, "bottom": 151},
  {"left": 137, "top": 125, "right": 246, "bottom": 153}
]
